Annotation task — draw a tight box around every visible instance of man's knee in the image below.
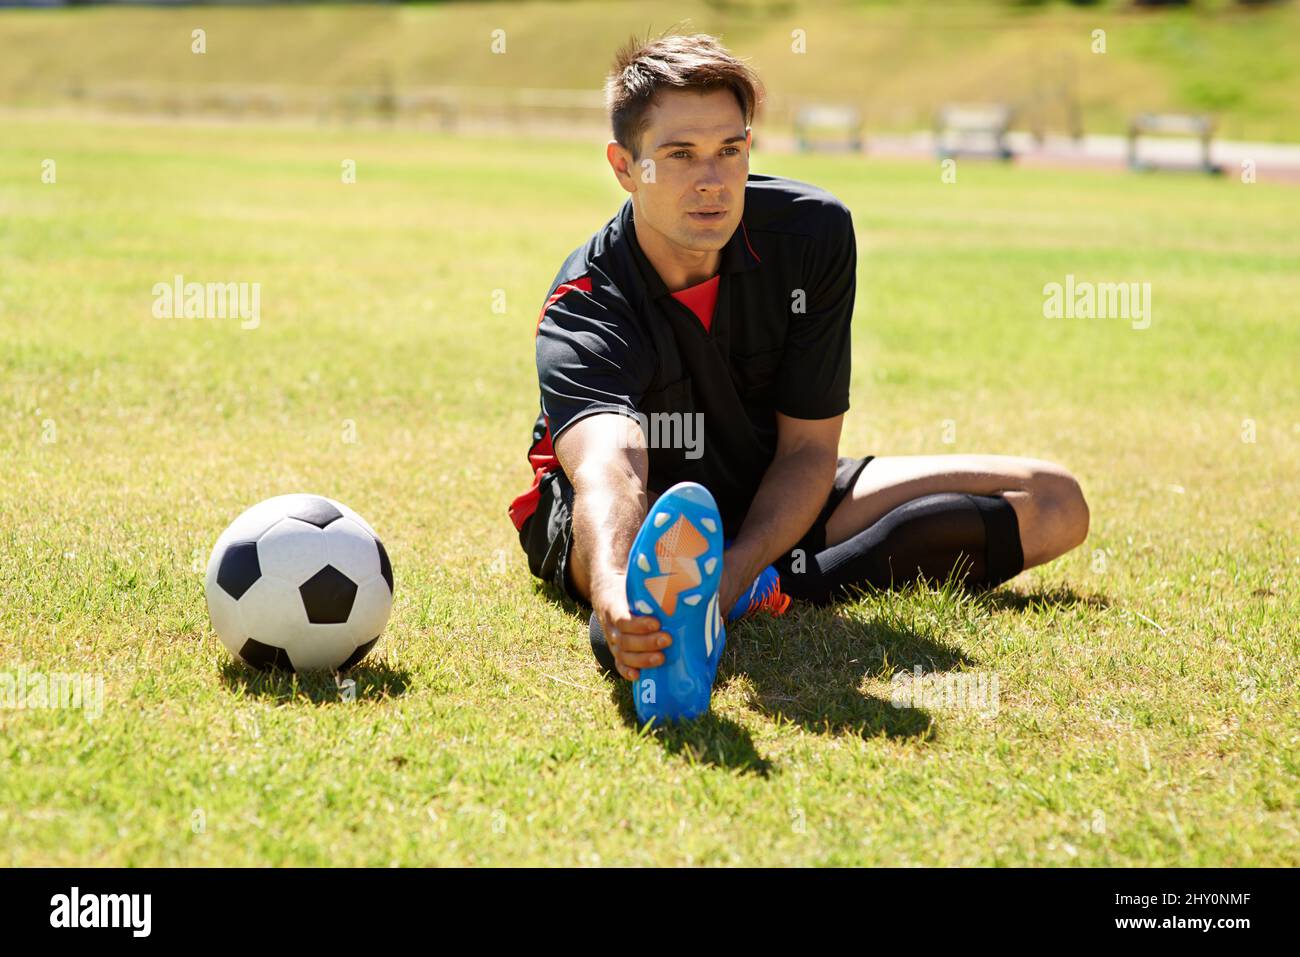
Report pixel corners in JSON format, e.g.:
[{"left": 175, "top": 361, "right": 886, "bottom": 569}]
[{"left": 1021, "top": 464, "right": 1090, "bottom": 563}]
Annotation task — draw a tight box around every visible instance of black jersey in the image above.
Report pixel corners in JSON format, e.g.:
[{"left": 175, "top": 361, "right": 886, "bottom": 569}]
[{"left": 509, "top": 173, "right": 857, "bottom": 538}]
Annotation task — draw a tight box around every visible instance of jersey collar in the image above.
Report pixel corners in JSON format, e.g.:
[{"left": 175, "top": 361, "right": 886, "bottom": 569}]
[{"left": 619, "top": 195, "right": 762, "bottom": 301}]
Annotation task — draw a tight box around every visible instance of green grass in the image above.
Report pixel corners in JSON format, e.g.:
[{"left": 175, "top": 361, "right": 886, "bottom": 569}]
[
  {"left": 2, "top": 1, "right": 1300, "bottom": 141},
  {"left": 1, "top": 115, "right": 1297, "bottom": 865}
]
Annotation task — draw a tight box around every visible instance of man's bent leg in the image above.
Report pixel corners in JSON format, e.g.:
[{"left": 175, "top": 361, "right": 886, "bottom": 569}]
[
  {"left": 824, "top": 454, "right": 1090, "bottom": 570},
  {"left": 774, "top": 454, "right": 1090, "bottom": 604},
  {"left": 780, "top": 491, "right": 1025, "bottom": 604}
]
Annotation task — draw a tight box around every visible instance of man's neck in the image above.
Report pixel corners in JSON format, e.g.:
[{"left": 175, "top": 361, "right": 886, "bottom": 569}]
[{"left": 631, "top": 216, "right": 722, "bottom": 293}]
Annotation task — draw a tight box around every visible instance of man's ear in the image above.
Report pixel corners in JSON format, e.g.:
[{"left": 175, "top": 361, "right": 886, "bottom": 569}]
[{"left": 606, "top": 140, "right": 637, "bottom": 194}]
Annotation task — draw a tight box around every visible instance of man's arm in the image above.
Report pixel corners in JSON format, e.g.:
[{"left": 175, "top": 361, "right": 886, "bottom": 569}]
[
  {"left": 720, "top": 411, "right": 843, "bottom": 610},
  {"left": 554, "top": 412, "right": 671, "bottom": 682},
  {"left": 730, "top": 198, "right": 856, "bottom": 607}
]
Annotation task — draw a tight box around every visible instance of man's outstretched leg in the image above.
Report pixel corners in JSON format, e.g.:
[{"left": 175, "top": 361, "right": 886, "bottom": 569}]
[
  {"left": 555, "top": 414, "right": 668, "bottom": 684},
  {"left": 555, "top": 415, "right": 794, "bottom": 686},
  {"left": 622, "top": 482, "right": 728, "bottom": 723}
]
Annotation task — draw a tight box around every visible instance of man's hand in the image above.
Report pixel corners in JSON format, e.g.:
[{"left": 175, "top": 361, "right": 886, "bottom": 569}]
[
  {"left": 553, "top": 412, "right": 668, "bottom": 681},
  {"left": 554, "top": 412, "right": 660, "bottom": 682},
  {"left": 590, "top": 573, "right": 671, "bottom": 682},
  {"left": 722, "top": 411, "right": 843, "bottom": 603}
]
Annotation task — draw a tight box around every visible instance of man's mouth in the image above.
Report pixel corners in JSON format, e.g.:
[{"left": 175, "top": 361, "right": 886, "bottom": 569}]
[{"left": 687, "top": 209, "right": 726, "bottom": 223}]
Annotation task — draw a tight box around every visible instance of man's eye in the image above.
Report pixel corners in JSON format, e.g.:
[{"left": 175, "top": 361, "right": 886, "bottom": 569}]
[{"left": 666, "top": 147, "right": 740, "bottom": 159}]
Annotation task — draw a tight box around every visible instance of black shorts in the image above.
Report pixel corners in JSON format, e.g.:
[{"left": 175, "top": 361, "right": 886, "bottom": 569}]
[{"left": 517, "top": 455, "right": 875, "bottom": 605}]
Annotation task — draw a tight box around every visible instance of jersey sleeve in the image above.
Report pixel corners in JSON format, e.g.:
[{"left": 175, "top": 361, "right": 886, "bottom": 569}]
[
  {"left": 774, "top": 202, "right": 856, "bottom": 420},
  {"left": 535, "top": 279, "right": 653, "bottom": 441}
]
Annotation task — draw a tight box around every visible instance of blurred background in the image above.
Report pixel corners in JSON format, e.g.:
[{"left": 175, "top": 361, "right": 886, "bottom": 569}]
[{"left": 2, "top": 0, "right": 1299, "bottom": 174}]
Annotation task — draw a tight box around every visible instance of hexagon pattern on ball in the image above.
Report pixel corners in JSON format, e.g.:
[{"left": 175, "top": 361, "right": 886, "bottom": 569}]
[
  {"left": 204, "top": 494, "right": 393, "bottom": 673},
  {"left": 256, "top": 518, "right": 327, "bottom": 586},
  {"left": 238, "top": 575, "right": 306, "bottom": 649},
  {"left": 322, "top": 517, "right": 382, "bottom": 584}
]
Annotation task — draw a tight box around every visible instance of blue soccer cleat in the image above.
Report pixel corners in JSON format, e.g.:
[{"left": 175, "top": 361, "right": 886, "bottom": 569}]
[
  {"left": 627, "top": 482, "right": 726, "bottom": 724},
  {"left": 726, "top": 563, "right": 792, "bottom": 624},
  {"left": 720, "top": 538, "right": 793, "bottom": 625}
]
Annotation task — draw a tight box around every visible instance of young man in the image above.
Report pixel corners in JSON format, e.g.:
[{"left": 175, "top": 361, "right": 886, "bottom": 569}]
[{"left": 509, "top": 34, "right": 1090, "bottom": 686}]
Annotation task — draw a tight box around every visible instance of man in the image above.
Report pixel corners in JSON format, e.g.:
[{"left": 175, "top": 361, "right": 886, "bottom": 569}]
[{"left": 509, "top": 33, "right": 1090, "bottom": 688}]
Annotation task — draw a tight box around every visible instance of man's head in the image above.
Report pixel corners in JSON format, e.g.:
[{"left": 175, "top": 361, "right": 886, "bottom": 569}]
[{"left": 604, "top": 33, "right": 763, "bottom": 262}]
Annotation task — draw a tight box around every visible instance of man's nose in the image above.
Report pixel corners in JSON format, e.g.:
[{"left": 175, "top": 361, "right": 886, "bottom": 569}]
[{"left": 694, "top": 160, "right": 724, "bottom": 191}]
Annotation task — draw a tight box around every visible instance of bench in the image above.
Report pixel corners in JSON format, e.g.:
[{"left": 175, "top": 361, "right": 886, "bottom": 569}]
[
  {"left": 793, "top": 104, "right": 864, "bottom": 153},
  {"left": 1128, "top": 112, "right": 1221, "bottom": 174},
  {"left": 935, "top": 103, "right": 1015, "bottom": 161}
]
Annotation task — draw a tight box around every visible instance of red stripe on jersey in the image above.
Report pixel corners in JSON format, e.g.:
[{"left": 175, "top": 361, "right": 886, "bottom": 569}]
[
  {"left": 512, "top": 276, "right": 592, "bottom": 531},
  {"left": 740, "top": 220, "right": 762, "bottom": 264},
  {"left": 508, "top": 416, "right": 556, "bottom": 531},
  {"left": 533, "top": 276, "right": 593, "bottom": 338}
]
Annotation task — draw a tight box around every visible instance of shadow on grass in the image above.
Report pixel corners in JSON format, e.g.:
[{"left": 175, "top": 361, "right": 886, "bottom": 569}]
[
  {"left": 532, "top": 581, "right": 774, "bottom": 773},
  {"left": 220, "top": 660, "right": 412, "bottom": 704},
  {"left": 537, "top": 575, "right": 1111, "bottom": 755},
  {"left": 596, "top": 670, "right": 773, "bottom": 776},
  {"left": 538, "top": 579, "right": 934, "bottom": 756},
  {"left": 723, "top": 606, "right": 945, "bottom": 742},
  {"left": 534, "top": 579, "right": 589, "bottom": 619},
  {"left": 979, "top": 584, "right": 1110, "bottom": 614}
]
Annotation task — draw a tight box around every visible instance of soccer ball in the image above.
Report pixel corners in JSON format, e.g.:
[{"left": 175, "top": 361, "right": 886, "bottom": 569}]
[{"left": 205, "top": 494, "right": 394, "bottom": 673}]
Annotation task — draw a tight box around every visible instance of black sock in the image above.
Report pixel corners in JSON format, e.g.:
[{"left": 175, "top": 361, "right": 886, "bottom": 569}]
[
  {"left": 589, "top": 612, "right": 618, "bottom": 675},
  {"left": 780, "top": 493, "right": 1024, "bottom": 605}
]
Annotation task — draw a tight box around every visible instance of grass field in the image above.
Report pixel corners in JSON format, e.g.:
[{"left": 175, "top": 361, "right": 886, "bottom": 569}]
[{"left": 1, "top": 115, "right": 1297, "bottom": 866}]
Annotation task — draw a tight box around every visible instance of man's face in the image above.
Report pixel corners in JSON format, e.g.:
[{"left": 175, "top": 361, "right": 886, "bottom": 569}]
[{"left": 621, "top": 88, "right": 750, "bottom": 254}]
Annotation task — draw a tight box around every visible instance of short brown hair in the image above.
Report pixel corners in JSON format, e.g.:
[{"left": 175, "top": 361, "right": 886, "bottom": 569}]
[{"left": 605, "top": 32, "right": 763, "bottom": 159}]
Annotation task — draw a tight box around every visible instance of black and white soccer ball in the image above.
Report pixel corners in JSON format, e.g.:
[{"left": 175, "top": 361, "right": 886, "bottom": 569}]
[{"left": 205, "top": 494, "right": 394, "bottom": 673}]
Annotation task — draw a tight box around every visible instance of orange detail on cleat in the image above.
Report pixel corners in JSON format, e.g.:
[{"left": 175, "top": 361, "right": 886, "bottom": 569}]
[
  {"left": 754, "top": 579, "right": 792, "bottom": 617},
  {"left": 645, "top": 514, "right": 707, "bottom": 616}
]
